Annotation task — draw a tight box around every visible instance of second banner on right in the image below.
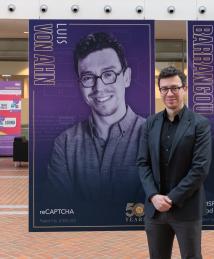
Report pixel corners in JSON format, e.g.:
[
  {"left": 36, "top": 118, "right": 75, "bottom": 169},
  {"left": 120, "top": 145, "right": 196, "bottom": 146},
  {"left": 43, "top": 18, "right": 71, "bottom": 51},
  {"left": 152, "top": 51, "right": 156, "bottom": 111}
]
[{"left": 188, "top": 21, "right": 214, "bottom": 229}]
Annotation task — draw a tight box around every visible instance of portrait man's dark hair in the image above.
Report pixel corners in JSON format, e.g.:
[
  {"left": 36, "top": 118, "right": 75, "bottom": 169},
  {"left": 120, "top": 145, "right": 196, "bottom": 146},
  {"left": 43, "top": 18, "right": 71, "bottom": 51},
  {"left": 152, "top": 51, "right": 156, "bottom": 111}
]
[
  {"left": 158, "top": 66, "right": 186, "bottom": 87},
  {"left": 73, "top": 32, "right": 128, "bottom": 74}
]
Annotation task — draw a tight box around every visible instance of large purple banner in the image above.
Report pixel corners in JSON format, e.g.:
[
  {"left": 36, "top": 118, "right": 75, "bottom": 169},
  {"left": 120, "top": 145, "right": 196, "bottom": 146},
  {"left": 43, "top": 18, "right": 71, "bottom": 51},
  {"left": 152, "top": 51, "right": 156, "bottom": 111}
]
[
  {"left": 188, "top": 21, "right": 214, "bottom": 229},
  {"left": 29, "top": 20, "right": 154, "bottom": 231}
]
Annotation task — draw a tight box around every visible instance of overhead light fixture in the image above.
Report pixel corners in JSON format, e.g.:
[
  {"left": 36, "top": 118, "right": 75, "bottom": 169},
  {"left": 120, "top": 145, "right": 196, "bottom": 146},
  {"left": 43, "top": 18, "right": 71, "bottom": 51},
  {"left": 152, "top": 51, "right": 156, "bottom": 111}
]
[
  {"left": 104, "top": 5, "right": 112, "bottom": 14},
  {"left": 8, "top": 4, "right": 16, "bottom": 12},
  {"left": 199, "top": 6, "right": 206, "bottom": 14},
  {"left": 136, "top": 6, "right": 143, "bottom": 14},
  {"left": 40, "top": 4, "right": 48, "bottom": 13},
  {"left": 71, "top": 5, "right": 79, "bottom": 13},
  {"left": 24, "top": 31, "right": 29, "bottom": 34},
  {"left": 2, "top": 74, "right": 12, "bottom": 77},
  {"left": 167, "top": 6, "right": 175, "bottom": 14}
]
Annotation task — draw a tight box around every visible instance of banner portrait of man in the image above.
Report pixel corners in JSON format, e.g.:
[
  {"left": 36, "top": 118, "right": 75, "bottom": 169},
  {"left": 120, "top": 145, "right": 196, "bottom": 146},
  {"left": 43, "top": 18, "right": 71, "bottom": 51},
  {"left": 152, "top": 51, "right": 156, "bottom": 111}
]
[{"left": 29, "top": 20, "right": 154, "bottom": 231}]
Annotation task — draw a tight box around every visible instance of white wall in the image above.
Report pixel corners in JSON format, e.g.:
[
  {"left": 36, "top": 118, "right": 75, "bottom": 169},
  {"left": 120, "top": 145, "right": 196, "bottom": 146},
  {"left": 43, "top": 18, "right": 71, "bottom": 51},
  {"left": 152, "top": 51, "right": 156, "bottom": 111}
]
[{"left": 0, "top": 0, "right": 213, "bottom": 20}]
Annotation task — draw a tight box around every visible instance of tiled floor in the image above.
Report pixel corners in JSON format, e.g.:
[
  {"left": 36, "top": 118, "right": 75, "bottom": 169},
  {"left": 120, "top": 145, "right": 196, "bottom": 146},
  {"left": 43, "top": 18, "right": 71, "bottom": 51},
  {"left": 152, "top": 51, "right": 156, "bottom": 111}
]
[{"left": 0, "top": 157, "right": 214, "bottom": 259}]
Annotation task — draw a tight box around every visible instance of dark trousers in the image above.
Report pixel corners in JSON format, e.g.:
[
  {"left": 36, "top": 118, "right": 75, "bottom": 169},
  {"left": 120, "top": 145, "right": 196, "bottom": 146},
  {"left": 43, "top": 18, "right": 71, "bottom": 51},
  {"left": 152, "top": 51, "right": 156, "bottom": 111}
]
[{"left": 144, "top": 212, "right": 202, "bottom": 259}]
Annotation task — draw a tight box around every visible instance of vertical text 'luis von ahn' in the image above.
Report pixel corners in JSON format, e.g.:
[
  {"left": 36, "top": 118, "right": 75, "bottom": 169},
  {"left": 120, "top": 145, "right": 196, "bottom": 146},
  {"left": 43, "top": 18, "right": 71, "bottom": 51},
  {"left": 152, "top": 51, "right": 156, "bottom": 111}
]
[{"left": 33, "top": 23, "right": 55, "bottom": 86}]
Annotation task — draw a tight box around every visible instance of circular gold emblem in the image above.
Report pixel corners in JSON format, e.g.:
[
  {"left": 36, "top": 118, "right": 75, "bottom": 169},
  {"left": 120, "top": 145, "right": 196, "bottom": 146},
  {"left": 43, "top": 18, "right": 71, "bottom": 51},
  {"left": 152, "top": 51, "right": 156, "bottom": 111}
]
[{"left": 133, "top": 203, "right": 144, "bottom": 217}]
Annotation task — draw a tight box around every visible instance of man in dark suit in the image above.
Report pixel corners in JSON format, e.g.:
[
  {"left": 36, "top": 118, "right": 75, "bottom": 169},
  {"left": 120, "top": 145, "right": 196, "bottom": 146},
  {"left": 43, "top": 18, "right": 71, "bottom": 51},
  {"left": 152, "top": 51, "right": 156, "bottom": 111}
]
[{"left": 137, "top": 66, "right": 212, "bottom": 259}]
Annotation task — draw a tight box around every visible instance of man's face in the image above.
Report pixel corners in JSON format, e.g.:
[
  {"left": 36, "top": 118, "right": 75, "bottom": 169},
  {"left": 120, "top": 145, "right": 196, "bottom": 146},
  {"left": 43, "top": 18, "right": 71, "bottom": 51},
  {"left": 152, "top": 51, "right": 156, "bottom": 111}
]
[
  {"left": 159, "top": 75, "right": 187, "bottom": 111},
  {"left": 77, "top": 48, "right": 131, "bottom": 117}
]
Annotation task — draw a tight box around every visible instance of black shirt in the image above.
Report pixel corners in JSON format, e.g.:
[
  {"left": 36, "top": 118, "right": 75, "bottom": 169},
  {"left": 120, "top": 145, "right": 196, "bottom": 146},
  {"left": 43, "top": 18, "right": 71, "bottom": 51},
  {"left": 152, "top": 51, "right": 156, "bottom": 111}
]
[{"left": 160, "top": 106, "right": 186, "bottom": 194}]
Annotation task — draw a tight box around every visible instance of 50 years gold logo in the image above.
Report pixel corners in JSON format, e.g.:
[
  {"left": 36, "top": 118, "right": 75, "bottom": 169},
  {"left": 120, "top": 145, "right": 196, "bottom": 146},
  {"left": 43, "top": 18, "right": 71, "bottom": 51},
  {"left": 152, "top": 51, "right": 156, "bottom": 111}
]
[{"left": 125, "top": 203, "right": 144, "bottom": 218}]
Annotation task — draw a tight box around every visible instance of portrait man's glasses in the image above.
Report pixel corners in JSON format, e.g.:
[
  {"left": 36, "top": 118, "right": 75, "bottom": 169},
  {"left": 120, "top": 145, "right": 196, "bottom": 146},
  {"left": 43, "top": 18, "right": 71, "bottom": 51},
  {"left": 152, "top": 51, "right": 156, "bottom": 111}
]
[
  {"left": 79, "top": 69, "right": 124, "bottom": 88},
  {"left": 159, "top": 85, "right": 184, "bottom": 95}
]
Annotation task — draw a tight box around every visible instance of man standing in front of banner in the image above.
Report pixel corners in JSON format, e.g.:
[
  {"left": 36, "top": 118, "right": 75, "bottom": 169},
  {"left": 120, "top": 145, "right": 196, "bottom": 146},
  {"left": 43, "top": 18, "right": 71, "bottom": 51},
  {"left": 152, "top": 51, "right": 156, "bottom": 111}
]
[
  {"left": 47, "top": 32, "right": 145, "bottom": 224},
  {"left": 137, "top": 66, "right": 211, "bottom": 259}
]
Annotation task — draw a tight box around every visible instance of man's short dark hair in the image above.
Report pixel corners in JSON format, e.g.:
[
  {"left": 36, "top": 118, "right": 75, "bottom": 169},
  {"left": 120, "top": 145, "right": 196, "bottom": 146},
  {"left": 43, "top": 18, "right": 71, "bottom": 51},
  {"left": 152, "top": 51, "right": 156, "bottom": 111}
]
[
  {"left": 73, "top": 32, "right": 128, "bottom": 75},
  {"left": 158, "top": 66, "right": 186, "bottom": 87}
]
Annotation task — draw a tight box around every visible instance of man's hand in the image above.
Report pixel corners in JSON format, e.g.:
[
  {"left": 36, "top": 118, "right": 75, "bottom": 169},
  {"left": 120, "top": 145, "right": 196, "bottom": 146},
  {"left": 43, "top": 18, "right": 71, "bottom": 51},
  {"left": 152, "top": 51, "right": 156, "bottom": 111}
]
[{"left": 150, "top": 194, "right": 172, "bottom": 212}]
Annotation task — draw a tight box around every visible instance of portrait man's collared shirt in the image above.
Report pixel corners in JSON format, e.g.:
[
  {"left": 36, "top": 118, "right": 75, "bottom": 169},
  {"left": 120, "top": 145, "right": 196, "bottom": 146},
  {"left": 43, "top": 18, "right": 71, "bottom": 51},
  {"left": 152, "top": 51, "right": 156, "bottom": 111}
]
[{"left": 48, "top": 106, "right": 145, "bottom": 206}]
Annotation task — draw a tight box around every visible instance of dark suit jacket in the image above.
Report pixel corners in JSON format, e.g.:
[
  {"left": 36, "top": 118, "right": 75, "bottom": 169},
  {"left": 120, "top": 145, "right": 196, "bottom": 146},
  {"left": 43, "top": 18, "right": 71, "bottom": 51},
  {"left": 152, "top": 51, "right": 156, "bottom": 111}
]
[{"left": 137, "top": 106, "right": 212, "bottom": 221}]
